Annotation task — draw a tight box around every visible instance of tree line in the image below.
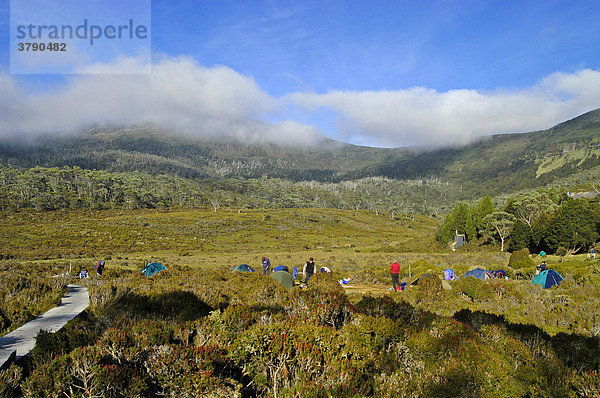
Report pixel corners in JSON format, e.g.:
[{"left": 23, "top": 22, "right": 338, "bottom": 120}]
[
  {"left": 0, "top": 165, "right": 460, "bottom": 215},
  {"left": 437, "top": 190, "right": 600, "bottom": 254}
]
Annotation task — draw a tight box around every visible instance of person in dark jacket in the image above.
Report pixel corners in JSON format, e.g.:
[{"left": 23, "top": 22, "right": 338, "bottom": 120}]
[
  {"left": 536, "top": 260, "right": 547, "bottom": 274},
  {"left": 303, "top": 257, "right": 316, "bottom": 285},
  {"left": 95, "top": 260, "right": 105, "bottom": 276},
  {"left": 262, "top": 257, "right": 271, "bottom": 275}
]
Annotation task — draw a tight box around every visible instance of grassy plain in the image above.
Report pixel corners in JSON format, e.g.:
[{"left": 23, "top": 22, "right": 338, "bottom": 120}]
[
  {"left": 0, "top": 207, "right": 445, "bottom": 271},
  {"left": 3, "top": 207, "right": 600, "bottom": 338}
]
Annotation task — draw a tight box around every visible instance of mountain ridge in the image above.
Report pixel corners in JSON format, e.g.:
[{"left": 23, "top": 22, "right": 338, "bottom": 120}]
[{"left": 1, "top": 108, "right": 600, "bottom": 201}]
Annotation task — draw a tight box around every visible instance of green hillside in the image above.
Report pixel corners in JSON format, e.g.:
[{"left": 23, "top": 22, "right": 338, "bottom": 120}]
[{"left": 1, "top": 108, "right": 600, "bottom": 204}]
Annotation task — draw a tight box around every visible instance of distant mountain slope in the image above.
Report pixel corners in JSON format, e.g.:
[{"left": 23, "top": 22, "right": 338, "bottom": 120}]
[
  {"left": 0, "top": 127, "right": 407, "bottom": 182},
  {"left": 371, "top": 109, "right": 600, "bottom": 196},
  {"left": 1, "top": 108, "right": 600, "bottom": 200}
]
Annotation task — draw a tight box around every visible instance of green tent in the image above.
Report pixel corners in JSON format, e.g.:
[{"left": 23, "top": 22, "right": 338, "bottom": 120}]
[
  {"left": 270, "top": 271, "right": 294, "bottom": 289},
  {"left": 232, "top": 264, "right": 255, "bottom": 272},
  {"left": 532, "top": 269, "right": 563, "bottom": 289},
  {"left": 538, "top": 251, "right": 547, "bottom": 256}
]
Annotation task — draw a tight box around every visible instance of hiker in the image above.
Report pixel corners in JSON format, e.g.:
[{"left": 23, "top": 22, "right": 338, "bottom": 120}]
[
  {"left": 262, "top": 256, "right": 271, "bottom": 275},
  {"left": 593, "top": 249, "right": 596, "bottom": 259},
  {"left": 536, "top": 260, "right": 547, "bottom": 274},
  {"left": 303, "top": 257, "right": 316, "bottom": 285},
  {"left": 391, "top": 259, "right": 400, "bottom": 292},
  {"left": 95, "top": 260, "right": 105, "bottom": 276}
]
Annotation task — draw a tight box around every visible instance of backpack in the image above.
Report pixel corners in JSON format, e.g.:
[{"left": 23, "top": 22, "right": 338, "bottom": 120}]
[{"left": 306, "top": 261, "right": 315, "bottom": 274}]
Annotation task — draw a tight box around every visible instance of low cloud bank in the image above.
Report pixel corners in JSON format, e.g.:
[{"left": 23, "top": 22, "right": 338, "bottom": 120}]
[
  {"left": 0, "top": 56, "right": 320, "bottom": 146},
  {"left": 290, "top": 69, "right": 600, "bottom": 148},
  {"left": 1, "top": 57, "right": 599, "bottom": 148}
]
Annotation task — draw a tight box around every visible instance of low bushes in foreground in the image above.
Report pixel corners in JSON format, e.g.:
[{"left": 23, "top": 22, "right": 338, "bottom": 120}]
[{"left": 4, "top": 269, "right": 598, "bottom": 397}]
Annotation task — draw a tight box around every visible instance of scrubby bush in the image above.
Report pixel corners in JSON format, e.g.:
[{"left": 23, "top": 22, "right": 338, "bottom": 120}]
[
  {"left": 286, "top": 286, "right": 353, "bottom": 329},
  {"left": 0, "top": 364, "right": 23, "bottom": 398},
  {"left": 351, "top": 269, "right": 383, "bottom": 284},
  {"left": 0, "top": 265, "right": 68, "bottom": 335},
  {"left": 508, "top": 248, "right": 534, "bottom": 270},
  {"left": 131, "top": 319, "right": 174, "bottom": 347},
  {"left": 414, "top": 274, "right": 443, "bottom": 302},
  {"left": 556, "top": 246, "right": 568, "bottom": 257},
  {"left": 192, "top": 305, "right": 261, "bottom": 347},
  {"left": 354, "top": 294, "right": 415, "bottom": 324},
  {"left": 455, "top": 277, "right": 495, "bottom": 302},
  {"left": 508, "top": 248, "right": 534, "bottom": 276},
  {"left": 146, "top": 344, "right": 238, "bottom": 397},
  {"left": 405, "top": 260, "right": 436, "bottom": 279},
  {"left": 15, "top": 265, "right": 600, "bottom": 397}
]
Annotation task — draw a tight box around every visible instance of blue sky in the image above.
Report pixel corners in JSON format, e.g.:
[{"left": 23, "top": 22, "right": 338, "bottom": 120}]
[
  {"left": 151, "top": 0, "right": 599, "bottom": 93},
  {"left": 2, "top": 0, "right": 600, "bottom": 147}
]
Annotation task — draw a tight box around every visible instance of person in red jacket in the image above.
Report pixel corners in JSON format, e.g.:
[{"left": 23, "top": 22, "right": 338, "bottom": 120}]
[{"left": 390, "top": 259, "right": 401, "bottom": 292}]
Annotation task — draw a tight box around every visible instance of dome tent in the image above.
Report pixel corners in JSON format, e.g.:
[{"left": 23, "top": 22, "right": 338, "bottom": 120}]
[
  {"left": 532, "top": 269, "right": 563, "bottom": 289},
  {"left": 141, "top": 262, "right": 167, "bottom": 277},
  {"left": 465, "top": 268, "right": 492, "bottom": 280},
  {"left": 444, "top": 269, "right": 458, "bottom": 280},
  {"left": 232, "top": 264, "right": 254, "bottom": 272},
  {"left": 270, "top": 270, "right": 294, "bottom": 289}
]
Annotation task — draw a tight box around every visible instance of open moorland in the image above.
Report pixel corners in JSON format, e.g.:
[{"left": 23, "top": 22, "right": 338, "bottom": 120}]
[{"left": 2, "top": 207, "right": 600, "bottom": 397}]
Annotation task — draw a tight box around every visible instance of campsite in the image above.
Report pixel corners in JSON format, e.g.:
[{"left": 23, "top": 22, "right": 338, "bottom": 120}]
[{"left": 2, "top": 206, "right": 600, "bottom": 397}]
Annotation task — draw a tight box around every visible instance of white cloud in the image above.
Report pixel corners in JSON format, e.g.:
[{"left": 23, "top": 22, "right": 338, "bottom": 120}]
[
  {"left": 290, "top": 69, "right": 600, "bottom": 147},
  {"left": 2, "top": 60, "right": 600, "bottom": 149},
  {"left": 0, "top": 55, "right": 320, "bottom": 145}
]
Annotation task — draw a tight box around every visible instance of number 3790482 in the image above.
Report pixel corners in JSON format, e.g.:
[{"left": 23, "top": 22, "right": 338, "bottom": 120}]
[{"left": 17, "top": 42, "right": 66, "bottom": 51}]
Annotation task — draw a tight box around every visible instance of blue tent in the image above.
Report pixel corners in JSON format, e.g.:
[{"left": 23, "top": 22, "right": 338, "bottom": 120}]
[
  {"left": 465, "top": 268, "right": 492, "bottom": 280},
  {"left": 232, "top": 264, "right": 255, "bottom": 272},
  {"left": 141, "top": 262, "right": 167, "bottom": 277},
  {"left": 273, "top": 265, "right": 289, "bottom": 273},
  {"left": 444, "top": 269, "right": 457, "bottom": 280},
  {"left": 532, "top": 269, "right": 563, "bottom": 289}
]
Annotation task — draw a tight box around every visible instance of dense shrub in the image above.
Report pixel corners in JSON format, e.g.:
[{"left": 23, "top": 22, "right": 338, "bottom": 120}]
[
  {"left": 131, "top": 319, "right": 174, "bottom": 347},
  {"left": 286, "top": 287, "right": 353, "bottom": 329},
  {"left": 455, "top": 277, "right": 495, "bottom": 302},
  {"left": 354, "top": 294, "right": 415, "bottom": 324},
  {"left": 106, "top": 290, "right": 212, "bottom": 322},
  {"left": 508, "top": 248, "right": 535, "bottom": 276},
  {"left": 0, "top": 266, "right": 68, "bottom": 335},
  {"left": 192, "top": 305, "right": 261, "bottom": 347},
  {"left": 413, "top": 274, "right": 443, "bottom": 303},
  {"left": 24, "top": 344, "right": 151, "bottom": 398},
  {"left": 0, "top": 364, "right": 23, "bottom": 398},
  {"left": 16, "top": 266, "right": 600, "bottom": 397},
  {"left": 566, "top": 370, "right": 600, "bottom": 397},
  {"left": 146, "top": 344, "right": 239, "bottom": 397},
  {"left": 229, "top": 323, "right": 376, "bottom": 397}
]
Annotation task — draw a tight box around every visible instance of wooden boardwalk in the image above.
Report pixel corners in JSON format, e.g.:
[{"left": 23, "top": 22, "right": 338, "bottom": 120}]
[{"left": 0, "top": 284, "right": 89, "bottom": 370}]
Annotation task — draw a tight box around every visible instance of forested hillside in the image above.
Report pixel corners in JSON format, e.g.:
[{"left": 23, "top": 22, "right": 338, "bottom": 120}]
[
  {"left": 0, "top": 166, "right": 458, "bottom": 215},
  {"left": 1, "top": 109, "right": 600, "bottom": 205}
]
